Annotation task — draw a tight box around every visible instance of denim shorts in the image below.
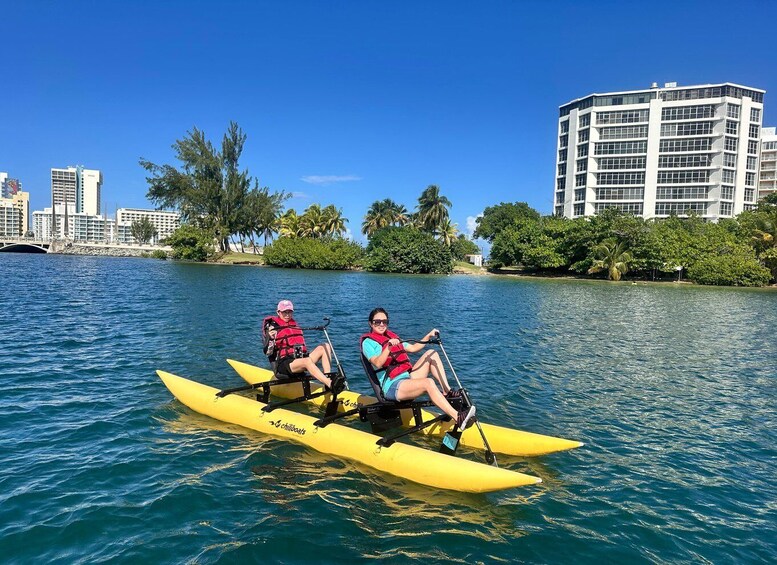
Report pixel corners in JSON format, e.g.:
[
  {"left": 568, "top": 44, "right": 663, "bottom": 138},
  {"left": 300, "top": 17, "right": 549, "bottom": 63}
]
[{"left": 384, "top": 376, "right": 409, "bottom": 401}]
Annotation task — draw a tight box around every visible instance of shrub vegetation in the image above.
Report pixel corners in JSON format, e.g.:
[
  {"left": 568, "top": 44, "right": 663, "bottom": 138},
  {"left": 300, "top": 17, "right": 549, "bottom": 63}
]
[
  {"left": 263, "top": 237, "right": 363, "bottom": 270},
  {"left": 365, "top": 227, "right": 453, "bottom": 274}
]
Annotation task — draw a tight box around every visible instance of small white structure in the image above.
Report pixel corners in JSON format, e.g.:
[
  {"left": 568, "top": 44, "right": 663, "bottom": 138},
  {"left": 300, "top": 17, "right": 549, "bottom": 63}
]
[{"left": 465, "top": 254, "right": 483, "bottom": 267}]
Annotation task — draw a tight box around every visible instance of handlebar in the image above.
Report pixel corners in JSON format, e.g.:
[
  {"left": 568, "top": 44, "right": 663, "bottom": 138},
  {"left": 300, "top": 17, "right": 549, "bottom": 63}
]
[{"left": 299, "top": 317, "right": 332, "bottom": 331}]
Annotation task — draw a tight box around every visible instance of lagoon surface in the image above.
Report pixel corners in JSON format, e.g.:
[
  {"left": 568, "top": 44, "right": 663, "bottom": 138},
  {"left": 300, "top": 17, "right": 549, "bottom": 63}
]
[{"left": 1, "top": 253, "right": 775, "bottom": 563}]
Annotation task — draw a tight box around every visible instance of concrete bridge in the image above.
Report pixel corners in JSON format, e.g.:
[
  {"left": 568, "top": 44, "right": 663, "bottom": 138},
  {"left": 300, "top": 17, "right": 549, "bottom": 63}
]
[{"left": 0, "top": 237, "right": 52, "bottom": 253}]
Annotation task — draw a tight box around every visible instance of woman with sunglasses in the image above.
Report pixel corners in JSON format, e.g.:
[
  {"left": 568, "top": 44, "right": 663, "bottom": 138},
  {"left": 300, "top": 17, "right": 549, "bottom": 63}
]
[
  {"left": 360, "top": 307, "right": 477, "bottom": 430},
  {"left": 263, "top": 300, "right": 342, "bottom": 392}
]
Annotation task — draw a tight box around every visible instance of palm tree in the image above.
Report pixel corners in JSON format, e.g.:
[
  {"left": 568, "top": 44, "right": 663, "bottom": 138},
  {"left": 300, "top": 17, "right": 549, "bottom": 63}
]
[
  {"left": 416, "top": 184, "right": 452, "bottom": 235},
  {"left": 322, "top": 204, "right": 347, "bottom": 237},
  {"left": 587, "top": 239, "right": 632, "bottom": 281},
  {"left": 438, "top": 219, "right": 458, "bottom": 246},
  {"left": 279, "top": 209, "right": 303, "bottom": 238},
  {"left": 362, "top": 200, "right": 394, "bottom": 236}
]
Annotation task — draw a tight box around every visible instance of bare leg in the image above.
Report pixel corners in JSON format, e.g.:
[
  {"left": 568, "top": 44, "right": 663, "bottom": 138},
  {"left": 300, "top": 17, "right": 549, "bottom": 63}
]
[
  {"left": 394, "top": 377, "right": 458, "bottom": 420},
  {"left": 411, "top": 351, "right": 451, "bottom": 392},
  {"left": 307, "top": 343, "right": 332, "bottom": 373},
  {"left": 289, "top": 357, "right": 331, "bottom": 387}
]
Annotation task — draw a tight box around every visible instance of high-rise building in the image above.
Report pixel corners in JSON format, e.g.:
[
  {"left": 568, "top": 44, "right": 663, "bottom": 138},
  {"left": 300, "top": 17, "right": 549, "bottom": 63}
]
[
  {"left": 0, "top": 190, "right": 29, "bottom": 236},
  {"left": 51, "top": 166, "right": 102, "bottom": 216},
  {"left": 554, "top": 82, "right": 764, "bottom": 220},
  {"left": 33, "top": 205, "right": 113, "bottom": 242},
  {"left": 758, "top": 127, "right": 777, "bottom": 201}
]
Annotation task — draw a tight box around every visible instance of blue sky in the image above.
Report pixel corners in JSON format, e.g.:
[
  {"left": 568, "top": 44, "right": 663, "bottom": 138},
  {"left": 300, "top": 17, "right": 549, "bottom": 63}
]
[{"left": 3, "top": 0, "right": 777, "bottom": 242}]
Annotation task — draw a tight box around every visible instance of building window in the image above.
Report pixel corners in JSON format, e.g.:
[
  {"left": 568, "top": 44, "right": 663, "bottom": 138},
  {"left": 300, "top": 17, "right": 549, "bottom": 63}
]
[
  {"left": 655, "top": 186, "right": 708, "bottom": 199},
  {"left": 596, "top": 172, "right": 645, "bottom": 185},
  {"left": 595, "top": 187, "right": 644, "bottom": 200},
  {"left": 573, "top": 203, "right": 584, "bottom": 216},
  {"left": 576, "top": 159, "right": 588, "bottom": 172},
  {"left": 745, "top": 172, "right": 755, "bottom": 186},
  {"left": 745, "top": 188, "right": 755, "bottom": 202},
  {"left": 657, "top": 154, "right": 711, "bottom": 168},
  {"left": 724, "top": 137, "right": 738, "bottom": 152},
  {"left": 559, "top": 134, "right": 568, "bottom": 148},
  {"left": 749, "top": 124, "right": 760, "bottom": 139},
  {"left": 578, "top": 129, "right": 589, "bottom": 143},
  {"left": 579, "top": 113, "right": 590, "bottom": 128},
  {"left": 577, "top": 144, "right": 589, "bottom": 158},
  {"left": 557, "top": 178, "right": 566, "bottom": 190},
  {"left": 723, "top": 153, "right": 737, "bottom": 168},
  {"left": 655, "top": 202, "right": 708, "bottom": 215},
  {"left": 596, "top": 109, "right": 649, "bottom": 124},
  {"left": 725, "top": 121, "right": 738, "bottom": 135},
  {"left": 660, "top": 122, "right": 714, "bottom": 137},
  {"left": 597, "top": 156, "right": 646, "bottom": 170},
  {"left": 555, "top": 205, "right": 564, "bottom": 216},
  {"left": 559, "top": 149, "right": 567, "bottom": 162},
  {"left": 574, "top": 188, "right": 585, "bottom": 201},
  {"left": 722, "top": 170, "right": 735, "bottom": 184},
  {"left": 661, "top": 105, "right": 715, "bottom": 121},
  {"left": 659, "top": 138, "right": 712, "bottom": 152},
  {"left": 558, "top": 163, "right": 566, "bottom": 176},
  {"left": 594, "top": 202, "right": 643, "bottom": 215},
  {"left": 600, "top": 125, "right": 649, "bottom": 140},
  {"left": 657, "top": 170, "right": 710, "bottom": 184},
  {"left": 560, "top": 120, "right": 569, "bottom": 133},
  {"left": 720, "top": 202, "right": 732, "bottom": 216},
  {"left": 748, "top": 140, "right": 759, "bottom": 155},
  {"left": 576, "top": 174, "right": 587, "bottom": 187},
  {"left": 726, "top": 104, "right": 740, "bottom": 119},
  {"left": 595, "top": 141, "right": 647, "bottom": 155},
  {"left": 750, "top": 108, "right": 761, "bottom": 122},
  {"left": 556, "top": 191, "right": 565, "bottom": 204},
  {"left": 746, "top": 156, "right": 757, "bottom": 170},
  {"left": 720, "top": 185, "right": 734, "bottom": 200}
]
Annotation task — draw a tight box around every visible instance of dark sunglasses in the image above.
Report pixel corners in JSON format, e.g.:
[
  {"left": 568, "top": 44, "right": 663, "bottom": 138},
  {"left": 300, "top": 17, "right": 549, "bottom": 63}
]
[{"left": 370, "top": 319, "right": 389, "bottom": 326}]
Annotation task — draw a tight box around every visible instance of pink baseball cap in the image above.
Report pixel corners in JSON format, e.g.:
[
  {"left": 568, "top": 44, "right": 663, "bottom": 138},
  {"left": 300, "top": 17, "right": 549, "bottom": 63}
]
[{"left": 277, "top": 300, "right": 294, "bottom": 311}]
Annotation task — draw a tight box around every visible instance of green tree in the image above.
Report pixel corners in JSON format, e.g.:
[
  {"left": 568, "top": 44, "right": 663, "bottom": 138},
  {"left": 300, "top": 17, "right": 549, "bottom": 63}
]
[
  {"left": 450, "top": 234, "right": 480, "bottom": 260},
  {"left": 362, "top": 199, "right": 408, "bottom": 237},
  {"left": 141, "top": 122, "right": 283, "bottom": 252},
  {"left": 164, "top": 225, "right": 215, "bottom": 261},
  {"left": 264, "top": 237, "right": 363, "bottom": 269},
  {"left": 416, "top": 185, "right": 452, "bottom": 235},
  {"left": 473, "top": 202, "right": 541, "bottom": 242},
  {"left": 322, "top": 204, "right": 348, "bottom": 238},
  {"left": 687, "top": 247, "right": 771, "bottom": 286},
  {"left": 438, "top": 219, "right": 458, "bottom": 246},
  {"left": 130, "top": 217, "right": 157, "bottom": 244},
  {"left": 365, "top": 227, "right": 453, "bottom": 274},
  {"left": 587, "top": 238, "right": 632, "bottom": 281},
  {"left": 279, "top": 210, "right": 304, "bottom": 238}
]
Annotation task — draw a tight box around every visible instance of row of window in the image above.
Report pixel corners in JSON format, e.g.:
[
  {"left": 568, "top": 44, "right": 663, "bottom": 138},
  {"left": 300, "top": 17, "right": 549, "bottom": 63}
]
[
  {"left": 596, "top": 172, "right": 645, "bottom": 185},
  {"left": 597, "top": 109, "right": 649, "bottom": 125},
  {"left": 661, "top": 105, "right": 715, "bottom": 121},
  {"left": 655, "top": 202, "right": 708, "bottom": 215},
  {"left": 657, "top": 170, "right": 710, "bottom": 184},
  {"left": 595, "top": 187, "right": 645, "bottom": 200},
  {"left": 598, "top": 157, "right": 646, "bottom": 170},
  {"left": 600, "top": 125, "right": 649, "bottom": 140},
  {"left": 658, "top": 154, "right": 711, "bottom": 168},
  {"left": 659, "top": 85, "right": 763, "bottom": 104},
  {"left": 655, "top": 186, "right": 708, "bottom": 199},
  {"left": 595, "top": 141, "right": 647, "bottom": 155},
  {"left": 659, "top": 138, "right": 712, "bottom": 152},
  {"left": 660, "top": 122, "right": 713, "bottom": 137},
  {"left": 595, "top": 202, "right": 644, "bottom": 214}
]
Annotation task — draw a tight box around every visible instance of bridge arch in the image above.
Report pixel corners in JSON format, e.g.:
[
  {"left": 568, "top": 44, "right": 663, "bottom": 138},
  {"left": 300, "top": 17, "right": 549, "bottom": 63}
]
[{"left": 0, "top": 243, "right": 49, "bottom": 253}]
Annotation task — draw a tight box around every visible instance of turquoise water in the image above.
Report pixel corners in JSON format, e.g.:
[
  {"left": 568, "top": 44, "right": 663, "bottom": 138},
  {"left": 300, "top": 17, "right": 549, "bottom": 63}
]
[{"left": 1, "top": 254, "right": 775, "bottom": 563}]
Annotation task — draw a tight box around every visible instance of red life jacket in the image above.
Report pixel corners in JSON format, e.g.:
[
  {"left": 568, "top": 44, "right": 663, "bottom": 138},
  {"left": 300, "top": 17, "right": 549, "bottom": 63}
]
[
  {"left": 361, "top": 330, "right": 413, "bottom": 381},
  {"left": 265, "top": 315, "right": 307, "bottom": 361}
]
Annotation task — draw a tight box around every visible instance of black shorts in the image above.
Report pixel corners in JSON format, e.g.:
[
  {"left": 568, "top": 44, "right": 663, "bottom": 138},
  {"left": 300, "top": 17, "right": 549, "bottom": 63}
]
[{"left": 276, "top": 356, "right": 307, "bottom": 378}]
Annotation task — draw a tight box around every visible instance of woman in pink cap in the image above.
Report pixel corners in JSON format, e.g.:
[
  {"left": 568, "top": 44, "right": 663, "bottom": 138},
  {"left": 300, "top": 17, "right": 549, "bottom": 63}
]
[{"left": 263, "top": 300, "right": 342, "bottom": 392}]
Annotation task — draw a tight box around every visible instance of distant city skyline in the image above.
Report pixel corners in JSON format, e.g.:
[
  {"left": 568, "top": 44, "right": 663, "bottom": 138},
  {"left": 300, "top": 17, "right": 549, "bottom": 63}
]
[{"left": 3, "top": 1, "right": 777, "bottom": 242}]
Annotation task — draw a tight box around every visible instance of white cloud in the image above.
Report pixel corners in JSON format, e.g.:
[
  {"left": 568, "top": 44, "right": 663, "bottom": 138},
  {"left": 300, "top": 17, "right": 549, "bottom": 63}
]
[
  {"left": 290, "top": 191, "right": 309, "bottom": 199},
  {"left": 466, "top": 215, "right": 481, "bottom": 237},
  {"left": 300, "top": 175, "right": 362, "bottom": 185}
]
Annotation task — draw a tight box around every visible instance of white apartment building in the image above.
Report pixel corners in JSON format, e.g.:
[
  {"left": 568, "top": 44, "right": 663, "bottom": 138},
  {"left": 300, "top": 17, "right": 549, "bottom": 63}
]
[
  {"left": 33, "top": 205, "right": 114, "bottom": 242},
  {"left": 0, "top": 191, "right": 30, "bottom": 236},
  {"left": 758, "top": 127, "right": 777, "bottom": 201},
  {"left": 116, "top": 208, "right": 180, "bottom": 243},
  {"left": 554, "top": 82, "right": 765, "bottom": 220},
  {"left": 51, "top": 166, "right": 102, "bottom": 216}
]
